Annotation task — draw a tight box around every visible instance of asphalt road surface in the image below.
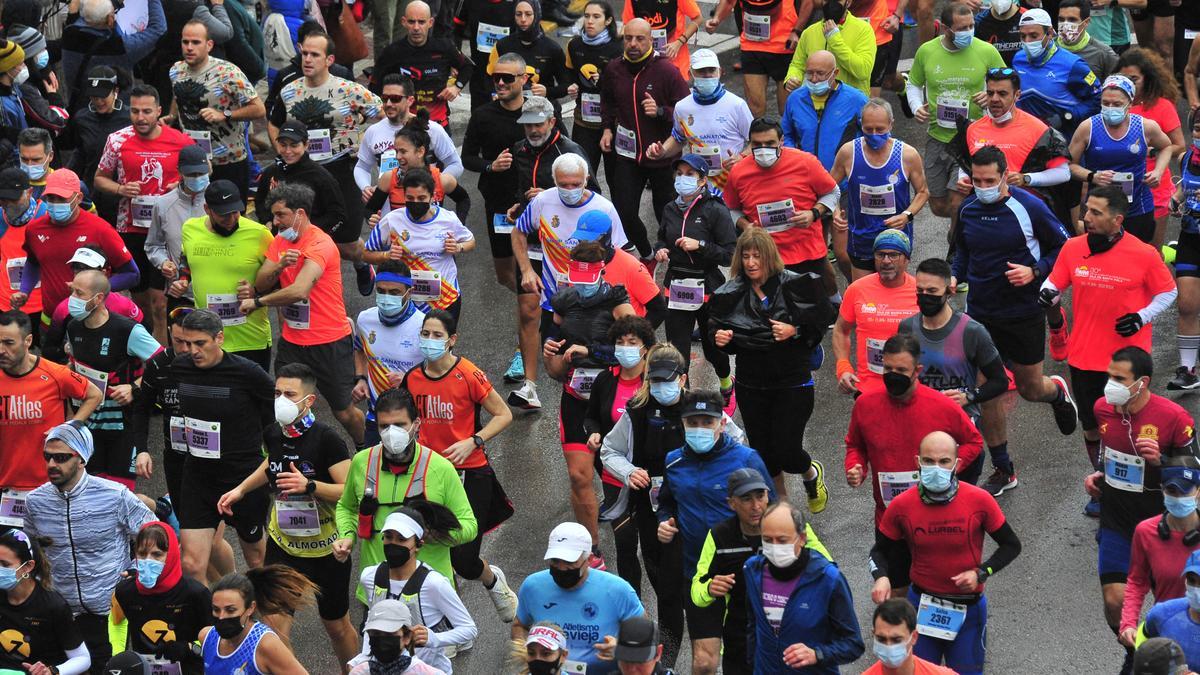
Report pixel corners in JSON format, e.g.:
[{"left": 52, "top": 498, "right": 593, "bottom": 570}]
[{"left": 133, "top": 22, "right": 1200, "bottom": 674}]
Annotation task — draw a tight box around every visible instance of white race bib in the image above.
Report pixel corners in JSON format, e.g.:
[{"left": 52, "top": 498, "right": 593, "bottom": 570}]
[
  {"left": 0, "top": 489, "right": 29, "bottom": 527},
  {"left": 651, "top": 28, "right": 669, "bottom": 51},
  {"left": 379, "top": 149, "right": 399, "bottom": 174},
  {"left": 616, "top": 125, "right": 638, "bottom": 159},
  {"left": 168, "top": 416, "right": 188, "bottom": 453},
  {"left": 282, "top": 299, "right": 311, "bottom": 329},
  {"left": 492, "top": 213, "right": 514, "bottom": 235},
  {"left": 757, "top": 199, "right": 795, "bottom": 232},
  {"left": 145, "top": 656, "right": 182, "bottom": 675},
  {"left": 1104, "top": 446, "right": 1145, "bottom": 492},
  {"left": 916, "top": 594, "right": 967, "bottom": 641},
  {"left": 5, "top": 257, "right": 28, "bottom": 291},
  {"left": 476, "top": 22, "right": 510, "bottom": 52},
  {"left": 691, "top": 144, "right": 723, "bottom": 175},
  {"left": 569, "top": 367, "right": 602, "bottom": 399},
  {"left": 743, "top": 13, "right": 770, "bottom": 41},
  {"left": 185, "top": 417, "right": 221, "bottom": 459},
  {"left": 878, "top": 470, "right": 919, "bottom": 506},
  {"left": 1112, "top": 171, "right": 1135, "bottom": 201},
  {"left": 866, "top": 337, "right": 886, "bottom": 374},
  {"left": 307, "top": 128, "right": 333, "bottom": 162},
  {"left": 186, "top": 129, "right": 212, "bottom": 159},
  {"left": 1186, "top": 29, "right": 1199, "bottom": 40},
  {"left": 276, "top": 494, "right": 321, "bottom": 537},
  {"left": 580, "top": 93, "right": 602, "bottom": 124},
  {"left": 935, "top": 94, "right": 969, "bottom": 129},
  {"left": 131, "top": 196, "right": 155, "bottom": 229},
  {"left": 667, "top": 278, "right": 704, "bottom": 311},
  {"left": 71, "top": 361, "right": 109, "bottom": 404},
  {"left": 562, "top": 660, "right": 588, "bottom": 674},
  {"left": 410, "top": 269, "right": 442, "bottom": 302},
  {"left": 206, "top": 293, "right": 246, "bottom": 326},
  {"left": 860, "top": 183, "right": 897, "bottom": 216}
]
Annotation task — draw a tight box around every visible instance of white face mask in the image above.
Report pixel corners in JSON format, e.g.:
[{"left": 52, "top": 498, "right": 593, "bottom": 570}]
[
  {"left": 381, "top": 424, "right": 414, "bottom": 460},
  {"left": 989, "top": 0, "right": 1013, "bottom": 15},
  {"left": 274, "top": 395, "right": 302, "bottom": 426},
  {"left": 752, "top": 147, "right": 780, "bottom": 168},
  {"left": 762, "top": 541, "right": 798, "bottom": 568},
  {"left": 1104, "top": 378, "right": 1141, "bottom": 406}
]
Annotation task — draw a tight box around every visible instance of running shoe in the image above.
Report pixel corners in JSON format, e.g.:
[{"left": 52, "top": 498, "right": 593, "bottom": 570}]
[
  {"left": 804, "top": 460, "right": 828, "bottom": 514},
  {"left": 507, "top": 381, "right": 541, "bottom": 410},
  {"left": 1168, "top": 366, "right": 1200, "bottom": 391},
  {"left": 1084, "top": 496, "right": 1100, "bottom": 518},
  {"left": 1049, "top": 319, "right": 1070, "bottom": 362},
  {"left": 1164, "top": 240, "right": 1178, "bottom": 265},
  {"left": 503, "top": 350, "right": 525, "bottom": 383},
  {"left": 1049, "top": 375, "right": 1078, "bottom": 435},
  {"left": 487, "top": 564, "right": 518, "bottom": 623},
  {"left": 355, "top": 263, "right": 375, "bottom": 297},
  {"left": 720, "top": 379, "right": 737, "bottom": 416},
  {"left": 588, "top": 551, "right": 607, "bottom": 570},
  {"left": 982, "top": 467, "right": 1018, "bottom": 497}
]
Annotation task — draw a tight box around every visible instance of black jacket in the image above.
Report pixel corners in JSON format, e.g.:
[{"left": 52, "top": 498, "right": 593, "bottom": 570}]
[
  {"left": 462, "top": 99, "right": 526, "bottom": 208},
  {"left": 513, "top": 130, "right": 601, "bottom": 204},
  {"left": 491, "top": 33, "right": 570, "bottom": 100},
  {"left": 654, "top": 189, "right": 737, "bottom": 293},
  {"left": 254, "top": 155, "right": 348, "bottom": 235}
]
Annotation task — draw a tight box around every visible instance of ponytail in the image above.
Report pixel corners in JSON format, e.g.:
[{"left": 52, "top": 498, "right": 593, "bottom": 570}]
[
  {"left": 401, "top": 499, "right": 461, "bottom": 546},
  {"left": 213, "top": 567, "right": 317, "bottom": 617}
]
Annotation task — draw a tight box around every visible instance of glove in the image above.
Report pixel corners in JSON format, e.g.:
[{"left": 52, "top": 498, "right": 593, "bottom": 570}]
[
  {"left": 155, "top": 639, "right": 196, "bottom": 662},
  {"left": 1037, "top": 287, "right": 1060, "bottom": 308},
  {"left": 1115, "top": 312, "right": 1144, "bottom": 337}
]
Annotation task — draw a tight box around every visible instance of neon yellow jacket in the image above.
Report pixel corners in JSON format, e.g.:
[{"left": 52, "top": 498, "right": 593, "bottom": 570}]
[
  {"left": 786, "top": 14, "right": 877, "bottom": 95},
  {"left": 691, "top": 521, "right": 831, "bottom": 608}
]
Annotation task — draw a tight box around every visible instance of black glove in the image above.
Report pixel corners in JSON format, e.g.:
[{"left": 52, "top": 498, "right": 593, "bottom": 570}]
[
  {"left": 1115, "top": 312, "right": 1144, "bottom": 337},
  {"left": 1037, "top": 287, "right": 1060, "bottom": 308},
  {"left": 155, "top": 639, "right": 195, "bottom": 662}
]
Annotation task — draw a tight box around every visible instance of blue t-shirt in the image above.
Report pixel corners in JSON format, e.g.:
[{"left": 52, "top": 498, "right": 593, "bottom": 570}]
[
  {"left": 1143, "top": 598, "right": 1200, "bottom": 671},
  {"left": 516, "top": 569, "right": 644, "bottom": 674}
]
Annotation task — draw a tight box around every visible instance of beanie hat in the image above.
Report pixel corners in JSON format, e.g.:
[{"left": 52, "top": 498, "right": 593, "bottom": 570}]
[
  {"left": 6, "top": 25, "right": 46, "bottom": 62},
  {"left": 0, "top": 40, "right": 26, "bottom": 73}
]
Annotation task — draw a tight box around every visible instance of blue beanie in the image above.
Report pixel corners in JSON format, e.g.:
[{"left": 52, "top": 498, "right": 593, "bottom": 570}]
[{"left": 873, "top": 229, "right": 912, "bottom": 257}]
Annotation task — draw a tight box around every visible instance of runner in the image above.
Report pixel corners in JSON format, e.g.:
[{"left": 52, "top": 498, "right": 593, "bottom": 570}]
[
  {"left": 513, "top": 622, "right": 569, "bottom": 674},
  {"left": 0, "top": 167, "right": 45, "bottom": 330},
  {"left": 1012, "top": 8, "right": 1101, "bottom": 139},
  {"left": 42, "top": 247, "right": 146, "bottom": 364},
  {"left": 371, "top": 1, "right": 473, "bottom": 127},
  {"left": 564, "top": 2, "right": 624, "bottom": 173},
  {"left": 363, "top": 110, "right": 468, "bottom": 222},
  {"left": 1169, "top": 111, "right": 1200, "bottom": 391},
  {"left": 350, "top": 600, "right": 446, "bottom": 674},
  {"left": 621, "top": 0, "right": 702, "bottom": 77},
  {"left": 1137, "top": 562, "right": 1200, "bottom": 671},
  {"left": 146, "top": 145, "right": 209, "bottom": 312},
  {"left": 487, "top": 0, "right": 572, "bottom": 104},
  {"left": 454, "top": 0, "right": 518, "bottom": 110},
  {"left": 198, "top": 569, "right": 312, "bottom": 675},
  {"left": 975, "top": 0, "right": 1024, "bottom": 66},
  {"left": 786, "top": 1, "right": 876, "bottom": 95},
  {"left": 863, "top": 599, "right": 957, "bottom": 674},
  {"left": 780, "top": 50, "right": 869, "bottom": 170},
  {"left": 1058, "top": 0, "right": 1119, "bottom": 80}
]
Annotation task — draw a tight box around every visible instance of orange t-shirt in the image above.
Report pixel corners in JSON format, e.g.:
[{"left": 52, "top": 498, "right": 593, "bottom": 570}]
[
  {"left": 0, "top": 223, "right": 42, "bottom": 314},
  {"left": 603, "top": 248, "right": 661, "bottom": 317},
  {"left": 1047, "top": 234, "right": 1176, "bottom": 372},
  {"left": 839, "top": 272, "right": 918, "bottom": 393},
  {"left": 623, "top": 0, "right": 702, "bottom": 77},
  {"left": 0, "top": 357, "right": 90, "bottom": 490},
  {"left": 724, "top": 148, "right": 836, "bottom": 265},
  {"left": 401, "top": 357, "right": 494, "bottom": 470},
  {"left": 853, "top": 0, "right": 894, "bottom": 46},
  {"left": 862, "top": 656, "right": 958, "bottom": 675},
  {"left": 738, "top": 0, "right": 799, "bottom": 53},
  {"left": 268, "top": 225, "right": 350, "bottom": 346},
  {"left": 967, "top": 108, "right": 1068, "bottom": 175}
]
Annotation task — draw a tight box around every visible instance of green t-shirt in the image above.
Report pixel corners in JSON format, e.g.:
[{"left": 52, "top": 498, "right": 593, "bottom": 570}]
[
  {"left": 180, "top": 215, "right": 274, "bottom": 352},
  {"left": 909, "top": 37, "right": 1007, "bottom": 143},
  {"left": 1088, "top": 5, "right": 1131, "bottom": 49}
]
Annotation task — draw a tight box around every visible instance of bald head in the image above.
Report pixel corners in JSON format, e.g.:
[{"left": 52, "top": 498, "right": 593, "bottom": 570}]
[
  {"left": 805, "top": 50, "right": 838, "bottom": 87},
  {"left": 623, "top": 18, "right": 653, "bottom": 61},
  {"left": 405, "top": 1, "right": 433, "bottom": 44},
  {"left": 919, "top": 431, "right": 959, "bottom": 463}
]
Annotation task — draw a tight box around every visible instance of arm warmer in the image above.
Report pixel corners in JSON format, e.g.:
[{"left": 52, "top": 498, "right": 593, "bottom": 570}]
[
  {"left": 817, "top": 185, "right": 841, "bottom": 214},
  {"left": 1138, "top": 289, "right": 1178, "bottom": 325},
  {"left": 981, "top": 521, "right": 1022, "bottom": 575},
  {"left": 905, "top": 81, "right": 925, "bottom": 113},
  {"left": 972, "top": 356, "right": 1010, "bottom": 405},
  {"left": 109, "top": 259, "right": 140, "bottom": 292},
  {"left": 1025, "top": 163, "right": 1071, "bottom": 187}
]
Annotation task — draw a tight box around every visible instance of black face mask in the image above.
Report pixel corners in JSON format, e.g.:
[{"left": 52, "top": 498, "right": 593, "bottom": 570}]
[
  {"left": 213, "top": 615, "right": 246, "bottom": 640},
  {"left": 406, "top": 201, "right": 431, "bottom": 220},
  {"left": 823, "top": 0, "right": 845, "bottom": 22},
  {"left": 1086, "top": 229, "right": 1123, "bottom": 255},
  {"left": 369, "top": 633, "right": 405, "bottom": 663},
  {"left": 915, "top": 292, "right": 947, "bottom": 317},
  {"left": 528, "top": 659, "right": 562, "bottom": 675},
  {"left": 883, "top": 371, "right": 913, "bottom": 398},
  {"left": 383, "top": 543, "right": 412, "bottom": 568},
  {"left": 549, "top": 564, "right": 583, "bottom": 589},
  {"left": 212, "top": 219, "right": 240, "bottom": 237}
]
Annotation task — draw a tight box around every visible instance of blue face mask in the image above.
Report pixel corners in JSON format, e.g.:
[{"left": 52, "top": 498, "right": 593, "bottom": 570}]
[
  {"left": 376, "top": 293, "right": 408, "bottom": 318},
  {"left": 20, "top": 162, "right": 45, "bottom": 181},
  {"left": 47, "top": 201, "right": 73, "bottom": 223},
  {"left": 614, "top": 345, "right": 642, "bottom": 368},
  {"left": 1101, "top": 105, "right": 1128, "bottom": 126},
  {"left": 1022, "top": 38, "right": 1047, "bottom": 61},
  {"left": 419, "top": 337, "right": 448, "bottom": 361},
  {"left": 183, "top": 174, "right": 210, "bottom": 193},
  {"left": 684, "top": 426, "right": 718, "bottom": 453},
  {"left": 68, "top": 295, "right": 93, "bottom": 320},
  {"left": 919, "top": 463, "right": 955, "bottom": 492},
  {"left": 650, "top": 380, "right": 681, "bottom": 405},
  {"left": 864, "top": 132, "right": 891, "bottom": 150},
  {"left": 804, "top": 76, "right": 832, "bottom": 96},
  {"left": 559, "top": 187, "right": 585, "bottom": 205},
  {"left": 135, "top": 558, "right": 165, "bottom": 588},
  {"left": 0, "top": 563, "right": 23, "bottom": 591},
  {"left": 693, "top": 76, "right": 720, "bottom": 97},
  {"left": 975, "top": 185, "right": 1003, "bottom": 204},
  {"left": 873, "top": 639, "right": 909, "bottom": 669},
  {"left": 1188, "top": 585, "right": 1200, "bottom": 612},
  {"left": 575, "top": 281, "right": 601, "bottom": 299},
  {"left": 1165, "top": 494, "right": 1198, "bottom": 519},
  {"left": 35, "top": 51, "right": 49, "bottom": 70},
  {"left": 674, "top": 174, "right": 700, "bottom": 197},
  {"left": 952, "top": 29, "right": 975, "bottom": 49}
]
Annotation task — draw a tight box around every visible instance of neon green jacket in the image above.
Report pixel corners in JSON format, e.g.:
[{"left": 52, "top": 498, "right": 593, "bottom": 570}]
[{"left": 786, "top": 14, "right": 877, "bottom": 95}]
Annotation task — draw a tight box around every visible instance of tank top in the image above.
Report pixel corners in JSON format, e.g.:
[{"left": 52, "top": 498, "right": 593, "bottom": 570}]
[
  {"left": 1180, "top": 149, "right": 1200, "bottom": 235},
  {"left": 385, "top": 165, "right": 446, "bottom": 211},
  {"left": 201, "top": 622, "right": 271, "bottom": 675},
  {"left": 1082, "top": 113, "right": 1153, "bottom": 217},
  {"left": 846, "top": 138, "right": 912, "bottom": 260}
]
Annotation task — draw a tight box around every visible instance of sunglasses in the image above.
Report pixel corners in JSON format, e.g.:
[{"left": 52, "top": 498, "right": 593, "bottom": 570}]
[
  {"left": 168, "top": 306, "right": 194, "bottom": 323},
  {"left": 492, "top": 73, "right": 518, "bottom": 84},
  {"left": 381, "top": 95, "right": 408, "bottom": 103},
  {"left": 988, "top": 68, "right": 1015, "bottom": 75},
  {"left": 43, "top": 452, "right": 76, "bottom": 464}
]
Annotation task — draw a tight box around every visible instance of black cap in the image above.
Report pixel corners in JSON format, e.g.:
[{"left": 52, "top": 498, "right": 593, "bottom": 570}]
[
  {"left": 1133, "top": 637, "right": 1189, "bottom": 674},
  {"left": 105, "top": 651, "right": 149, "bottom": 675},
  {"left": 178, "top": 144, "right": 209, "bottom": 175},
  {"left": 205, "top": 179, "right": 244, "bottom": 216},
  {"left": 680, "top": 389, "right": 724, "bottom": 418},
  {"left": 727, "top": 468, "right": 770, "bottom": 497},
  {"left": 0, "top": 167, "right": 29, "bottom": 200},
  {"left": 277, "top": 119, "right": 309, "bottom": 142},
  {"left": 614, "top": 615, "right": 658, "bottom": 663},
  {"left": 646, "top": 355, "right": 685, "bottom": 382},
  {"left": 81, "top": 65, "right": 118, "bottom": 98}
]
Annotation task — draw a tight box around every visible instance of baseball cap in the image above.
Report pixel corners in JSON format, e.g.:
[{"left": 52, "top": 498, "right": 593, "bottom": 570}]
[
  {"left": 1102, "top": 74, "right": 1136, "bottom": 101},
  {"left": 363, "top": 599, "right": 413, "bottom": 633},
  {"left": 690, "top": 48, "right": 720, "bottom": 71},
  {"left": 381, "top": 510, "right": 424, "bottom": 539},
  {"left": 178, "top": 145, "right": 210, "bottom": 175},
  {"left": 105, "top": 650, "right": 150, "bottom": 675},
  {"left": 68, "top": 247, "right": 107, "bottom": 269},
  {"left": 646, "top": 354, "right": 684, "bottom": 382},
  {"left": 46, "top": 421, "right": 93, "bottom": 464},
  {"left": 1019, "top": 8, "right": 1052, "bottom": 27},
  {"left": 1183, "top": 550, "right": 1200, "bottom": 578},
  {"left": 573, "top": 210, "right": 612, "bottom": 242},
  {"left": 517, "top": 95, "right": 555, "bottom": 124},
  {"left": 0, "top": 167, "right": 29, "bottom": 201},
  {"left": 277, "top": 119, "right": 309, "bottom": 143},
  {"left": 544, "top": 521, "right": 591, "bottom": 562},
  {"left": 873, "top": 229, "right": 912, "bottom": 256},
  {"left": 1133, "top": 637, "right": 1189, "bottom": 675},
  {"left": 81, "top": 65, "right": 118, "bottom": 98},
  {"left": 1161, "top": 466, "right": 1200, "bottom": 493},
  {"left": 680, "top": 390, "right": 724, "bottom": 418},
  {"left": 674, "top": 153, "right": 709, "bottom": 175},
  {"left": 42, "top": 169, "right": 81, "bottom": 199},
  {"left": 205, "top": 180, "right": 244, "bottom": 216},
  {"left": 525, "top": 623, "right": 567, "bottom": 652},
  {"left": 614, "top": 615, "right": 658, "bottom": 663},
  {"left": 567, "top": 259, "right": 604, "bottom": 285},
  {"left": 727, "top": 468, "right": 770, "bottom": 497}
]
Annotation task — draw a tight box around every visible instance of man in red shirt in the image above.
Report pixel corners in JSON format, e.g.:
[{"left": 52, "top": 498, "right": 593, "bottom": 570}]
[
  {"left": 864, "top": 599, "right": 957, "bottom": 675},
  {"left": 12, "top": 170, "right": 138, "bottom": 331}
]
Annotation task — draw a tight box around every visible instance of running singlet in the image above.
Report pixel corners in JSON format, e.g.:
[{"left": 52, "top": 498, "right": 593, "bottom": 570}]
[
  {"left": 839, "top": 273, "right": 918, "bottom": 393},
  {"left": 354, "top": 304, "right": 424, "bottom": 418},
  {"left": 267, "top": 225, "right": 350, "bottom": 346},
  {"left": 401, "top": 356, "right": 494, "bottom": 470},
  {"left": 201, "top": 622, "right": 272, "bottom": 675},
  {"left": 265, "top": 421, "right": 351, "bottom": 557},
  {"left": 1182, "top": 150, "right": 1200, "bottom": 236},
  {"left": 180, "top": 216, "right": 274, "bottom": 353},
  {"left": 908, "top": 38, "right": 1006, "bottom": 143},
  {"left": 1081, "top": 114, "right": 1154, "bottom": 216},
  {"left": 723, "top": 148, "right": 835, "bottom": 265},
  {"left": 96, "top": 125, "right": 195, "bottom": 232},
  {"left": 0, "top": 358, "right": 89, "bottom": 491},
  {"left": 364, "top": 205, "right": 474, "bottom": 311},
  {"left": 0, "top": 584, "right": 83, "bottom": 671},
  {"left": 66, "top": 314, "right": 161, "bottom": 432},
  {"left": 1046, "top": 234, "right": 1175, "bottom": 371},
  {"left": 671, "top": 91, "right": 754, "bottom": 188},
  {"left": 846, "top": 138, "right": 912, "bottom": 261}
]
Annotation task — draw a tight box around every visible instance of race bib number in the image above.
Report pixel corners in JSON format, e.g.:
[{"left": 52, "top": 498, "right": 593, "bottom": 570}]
[
  {"left": 168, "top": 416, "right": 188, "bottom": 453},
  {"left": 757, "top": 199, "right": 795, "bottom": 232},
  {"left": 6, "top": 257, "right": 28, "bottom": 290},
  {"left": 410, "top": 269, "right": 441, "bottom": 302},
  {"left": 131, "top": 196, "right": 155, "bottom": 229},
  {"left": 648, "top": 476, "right": 664, "bottom": 512},
  {"left": 581, "top": 93, "right": 602, "bottom": 124},
  {"left": 186, "top": 129, "right": 212, "bottom": 159},
  {"left": 71, "top": 361, "right": 109, "bottom": 404},
  {"left": 667, "top": 278, "right": 705, "bottom": 311},
  {"left": 1186, "top": 29, "right": 1199, "bottom": 40},
  {"left": 561, "top": 661, "right": 587, "bottom": 674},
  {"left": 569, "top": 367, "right": 602, "bottom": 399},
  {"left": 276, "top": 494, "right": 321, "bottom": 537},
  {"left": 379, "top": 149, "right": 399, "bottom": 174},
  {"left": 616, "top": 125, "right": 638, "bottom": 159},
  {"left": 146, "top": 657, "right": 182, "bottom": 675},
  {"left": 307, "top": 128, "right": 333, "bottom": 162},
  {"left": 651, "top": 28, "right": 669, "bottom": 51},
  {"left": 206, "top": 293, "right": 246, "bottom": 326},
  {"left": 743, "top": 13, "right": 770, "bottom": 41},
  {"left": 865, "top": 337, "right": 886, "bottom": 374},
  {"left": 916, "top": 594, "right": 967, "bottom": 641},
  {"left": 282, "top": 299, "right": 311, "bottom": 329},
  {"left": 878, "top": 470, "right": 919, "bottom": 507},
  {"left": 1112, "top": 171, "right": 1135, "bottom": 201},
  {"left": 492, "top": 213, "right": 514, "bottom": 235},
  {"left": 860, "top": 183, "right": 897, "bottom": 216},
  {"left": 476, "top": 22, "right": 510, "bottom": 52},
  {"left": 1104, "top": 446, "right": 1145, "bottom": 492},
  {"left": 935, "top": 94, "right": 969, "bottom": 129},
  {"left": 185, "top": 418, "right": 221, "bottom": 459},
  {"left": 691, "top": 144, "right": 723, "bottom": 175},
  {"left": 0, "top": 489, "right": 29, "bottom": 527}
]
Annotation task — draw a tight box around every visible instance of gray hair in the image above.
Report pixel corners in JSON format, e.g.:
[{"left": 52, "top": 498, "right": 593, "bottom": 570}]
[
  {"left": 552, "top": 153, "right": 589, "bottom": 181},
  {"left": 496, "top": 52, "right": 527, "bottom": 72},
  {"left": 862, "top": 97, "right": 894, "bottom": 123},
  {"left": 764, "top": 501, "right": 808, "bottom": 535},
  {"left": 17, "top": 128, "right": 53, "bottom": 155},
  {"left": 179, "top": 308, "right": 224, "bottom": 337},
  {"left": 81, "top": 0, "right": 115, "bottom": 25},
  {"left": 266, "top": 182, "right": 315, "bottom": 214}
]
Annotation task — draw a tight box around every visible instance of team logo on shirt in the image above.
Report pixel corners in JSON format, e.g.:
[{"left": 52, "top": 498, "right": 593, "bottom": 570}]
[
  {"left": 1138, "top": 425, "right": 1159, "bottom": 441},
  {"left": 860, "top": 303, "right": 878, "bottom": 314},
  {"left": 1130, "top": 143, "right": 1141, "bottom": 155},
  {"left": 1075, "top": 266, "right": 1090, "bottom": 278},
  {"left": 142, "top": 619, "right": 177, "bottom": 644},
  {"left": 582, "top": 602, "right": 599, "bottom": 619},
  {"left": 551, "top": 215, "right": 560, "bottom": 229},
  {"left": 400, "top": 230, "right": 410, "bottom": 242},
  {"left": 139, "top": 157, "right": 165, "bottom": 190},
  {"left": 579, "top": 64, "right": 600, "bottom": 84},
  {"left": 0, "top": 629, "right": 30, "bottom": 658},
  {"left": 687, "top": 115, "right": 694, "bottom": 126},
  {"left": 368, "top": 330, "right": 377, "bottom": 344}
]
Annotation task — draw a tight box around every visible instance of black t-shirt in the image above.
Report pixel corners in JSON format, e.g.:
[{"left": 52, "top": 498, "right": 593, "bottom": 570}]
[
  {"left": 0, "top": 585, "right": 84, "bottom": 670},
  {"left": 172, "top": 351, "right": 275, "bottom": 474},
  {"left": 113, "top": 576, "right": 211, "bottom": 674},
  {"left": 462, "top": 101, "right": 526, "bottom": 207},
  {"left": 264, "top": 420, "right": 352, "bottom": 489},
  {"left": 975, "top": 10, "right": 1023, "bottom": 66},
  {"left": 132, "top": 348, "right": 181, "bottom": 455}
]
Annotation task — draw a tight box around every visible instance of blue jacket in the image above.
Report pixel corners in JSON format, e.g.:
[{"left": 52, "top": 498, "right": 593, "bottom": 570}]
[
  {"left": 657, "top": 434, "right": 775, "bottom": 579},
  {"left": 744, "top": 553, "right": 865, "bottom": 674},
  {"left": 1013, "top": 42, "right": 1100, "bottom": 138},
  {"left": 780, "top": 82, "right": 867, "bottom": 170},
  {"left": 0, "top": 83, "right": 27, "bottom": 163}
]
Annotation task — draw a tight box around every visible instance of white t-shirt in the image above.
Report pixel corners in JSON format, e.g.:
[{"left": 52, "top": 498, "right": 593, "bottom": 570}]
[
  {"left": 353, "top": 305, "right": 425, "bottom": 416},
  {"left": 364, "top": 206, "right": 474, "bottom": 311},
  {"left": 354, "top": 117, "right": 463, "bottom": 189},
  {"left": 671, "top": 91, "right": 754, "bottom": 176}
]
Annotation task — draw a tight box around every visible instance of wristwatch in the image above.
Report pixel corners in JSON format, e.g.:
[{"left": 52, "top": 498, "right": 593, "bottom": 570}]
[
  {"left": 697, "top": 239, "right": 707, "bottom": 249},
  {"left": 253, "top": 296, "right": 264, "bottom": 309},
  {"left": 471, "top": 434, "right": 485, "bottom": 447},
  {"left": 976, "top": 567, "right": 991, "bottom": 585},
  {"left": 810, "top": 207, "right": 823, "bottom": 222},
  {"left": 223, "top": 108, "right": 232, "bottom": 120},
  {"left": 305, "top": 479, "right": 317, "bottom": 495},
  {"left": 1021, "top": 173, "right": 1031, "bottom": 187},
  {"left": 902, "top": 210, "right": 914, "bottom": 223},
  {"left": 354, "top": 374, "right": 368, "bottom": 384}
]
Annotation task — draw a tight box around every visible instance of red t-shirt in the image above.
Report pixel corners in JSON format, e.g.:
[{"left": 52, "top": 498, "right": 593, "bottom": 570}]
[
  {"left": 0, "top": 357, "right": 91, "bottom": 490},
  {"left": 878, "top": 482, "right": 1007, "bottom": 596},
  {"left": 1047, "top": 234, "right": 1175, "bottom": 372},
  {"left": 604, "top": 249, "right": 661, "bottom": 317},
  {"left": 839, "top": 273, "right": 918, "bottom": 393},
  {"left": 96, "top": 125, "right": 195, "bottom": 232},
  {"left": 1131, "top": 97, "right": 1180, "bottom": 210},
  {"left": 1121, "top": 516, "right": 1200, "bottom": 633},
  {"left": 724, "top": 149, "right": 835, "bottom": 265},
  {"left": 401, "top": 357, "right": 494, "bottom": 470},
  {"left": 862, "top": 657, "right": 957, "bottom": 674},
  {"left": 0, "top": 222, "right": 42, "bottom": 314},
  {"left": 268, "top": 225, "right": 350, "bottom": 346},
  {"left": 23, "top": 210, "right": 133, "bottom": 314}
]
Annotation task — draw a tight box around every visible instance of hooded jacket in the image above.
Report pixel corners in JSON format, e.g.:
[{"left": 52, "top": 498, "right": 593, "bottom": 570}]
[{"left": 600, "top": 51, "right": 690, "bottom": 168}]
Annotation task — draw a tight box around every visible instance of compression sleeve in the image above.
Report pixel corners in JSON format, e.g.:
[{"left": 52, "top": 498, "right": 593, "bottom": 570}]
[
  {"left": 109, "top": 259, "right": 141, "bottom": 292},
  {"left": 1025, "top": 163, "right": 1071, "bottom": 187},
  {"left": 816, "top": 185, "right": 841, "bottom": 214},
  {"left": 981, "top": 521, "right": 1022, "bottom": 575},
  {"left": 58, "top": 643, "right": 92, "bottom": 675},
  {"left": 447, "top": 183, "right": 471, "bottom": 222},
  {"left": 353, "top": 145, "right": 375, "bottom": 190},
  {"left": 905, "top": 81, "right": 925, "bottom": 114},
  {"left": 868, "top": 529, "right": 907, "bottom": 581},
  {"left": 643, "top": 294, "right": 667, "bottom": 329},
  {"left": 1137, "top": 289, "right": 1178, "bottom": 325},
  {"left": 973, "top": 356, "right": 1010, "bottom": 405},
  {"left": 19, "top": 255, "right": 40, "bottom": 294}
]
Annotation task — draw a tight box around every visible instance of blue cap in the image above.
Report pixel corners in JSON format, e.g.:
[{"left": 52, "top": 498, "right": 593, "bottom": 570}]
[
  {"left": 574, "top": 210, "right": 612, "bottom": 242},
  {"left": 675, "top": 153, "right": 709, "bottom": 175},
  {"left": 1184, "top": 550, "right": 1200, "bottom": 578},
  {"left": 46, "top": 421, "right": 93, "bottom": 464},
  {"left": 1162, "top": 465, "right": 1200, "bottom": 492},
  {"left": 873, "top": 229, "right": 912, "bottom": 256}
]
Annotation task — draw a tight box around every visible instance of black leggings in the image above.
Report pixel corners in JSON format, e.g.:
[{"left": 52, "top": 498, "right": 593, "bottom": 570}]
[
  {"left": 664, "top": 302, "right": 730, "bottom": 379},
  {"left": 449, "top": 464, "right": 500, "bottom": 580},
  {"left": 735, "top": 383, "right": 815, "bottom": 476}
]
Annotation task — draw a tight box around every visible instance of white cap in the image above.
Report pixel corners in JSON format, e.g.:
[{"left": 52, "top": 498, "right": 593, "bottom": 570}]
[
  {"left": 68, "top": 247, "right": 106, "bottom": 269},
  {"left": 1019, "top": 8, "right": 1052, "bottom": 27},
  {"left": 381, "top": 511, "right": 424, "bottom": 539},
  {"left": 690, "top": 48, "right": 720, "bottom": 71},
  {"left": 525, "top": 624, "right": 567, "bottom": 651},
  {"left": 364, "top": 599, "right": 413, "bottom": 632},
  {"left": 544, "top": 522, "right": 591, "bottom": 562}
]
